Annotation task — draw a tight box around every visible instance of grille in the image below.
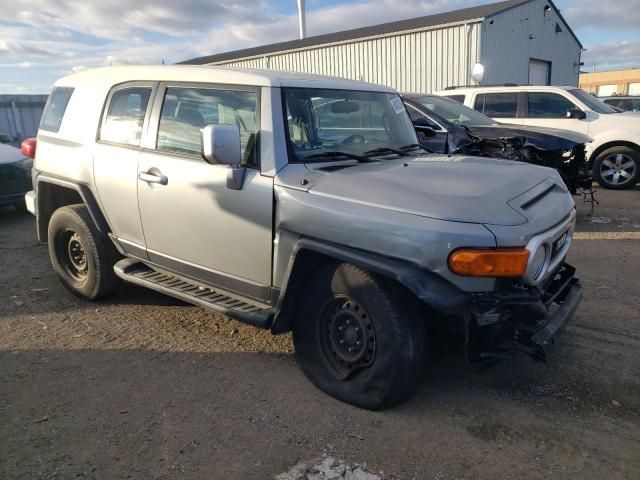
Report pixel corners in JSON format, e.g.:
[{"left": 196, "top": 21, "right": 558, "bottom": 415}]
[{"left": 0, "top": 165, "right": 32, "bottom": 195}]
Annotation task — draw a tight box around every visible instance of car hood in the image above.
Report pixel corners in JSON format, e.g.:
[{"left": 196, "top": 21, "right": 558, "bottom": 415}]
[
  {"left": 466, "top": 124, "right": 591, "bottom": 149},
  {"left": 297, "top": 155, "right": 568, "bottom": 226},
  {"left": 0, "top": 143, "right": 25, "bottom": 165}
]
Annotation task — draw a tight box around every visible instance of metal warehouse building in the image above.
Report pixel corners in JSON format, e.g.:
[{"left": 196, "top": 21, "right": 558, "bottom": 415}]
[{"left": 183, "top": 0, "right": 582, "bottom": 93}]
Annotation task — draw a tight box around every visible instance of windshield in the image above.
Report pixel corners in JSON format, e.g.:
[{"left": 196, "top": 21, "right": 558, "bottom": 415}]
[
  {"left": 282, "top": 87, "right": 418, "bottom": 162},
  {"left": 411, "top": 95, "right": 496, "bottom": 127},
  {"left": 568, "top": 89, "right": 618, "bottom": 114}
]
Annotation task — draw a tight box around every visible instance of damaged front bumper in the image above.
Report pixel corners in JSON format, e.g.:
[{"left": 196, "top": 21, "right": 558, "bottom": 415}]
[{"left": 466, "top": 263, "right": 582, "bottom": 365}]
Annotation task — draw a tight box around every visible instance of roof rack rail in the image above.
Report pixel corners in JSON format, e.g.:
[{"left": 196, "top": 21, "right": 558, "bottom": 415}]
[{"left": 444, "top": 83, "right": 525, "bottom": 90}]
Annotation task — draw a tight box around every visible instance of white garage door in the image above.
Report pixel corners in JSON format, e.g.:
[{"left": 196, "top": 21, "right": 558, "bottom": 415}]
[
  {"left": 597, "top": 84, "right": 617, "bottom": 96},
  {"left": 529, "top": 59, "right": 550, "bottom": 85},
  {"left": 628, "top": 83, "right": 640, "bottom": 95}
]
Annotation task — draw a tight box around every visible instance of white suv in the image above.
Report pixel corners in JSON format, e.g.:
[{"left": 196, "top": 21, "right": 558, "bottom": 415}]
[{"left": 435, "top": 86, "right": 640, "bottom": 190}]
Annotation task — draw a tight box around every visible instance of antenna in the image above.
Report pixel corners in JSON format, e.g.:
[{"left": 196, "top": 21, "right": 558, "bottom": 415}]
[{"left": 297, "top": 0, "right": 306, "bottom": 39}]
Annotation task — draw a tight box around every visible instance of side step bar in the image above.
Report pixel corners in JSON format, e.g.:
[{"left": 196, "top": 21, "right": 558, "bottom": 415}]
[{"left": 114, "top": 259, "right": 274, "bottom": 329}]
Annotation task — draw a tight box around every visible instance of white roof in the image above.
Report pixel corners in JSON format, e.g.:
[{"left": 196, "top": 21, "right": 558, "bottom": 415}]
[
  {"left": 55, "top": 65, "right": 396, "bottom": 93},
  {"left": 435, "top": 85, "right": 578, "bottom": 94}
]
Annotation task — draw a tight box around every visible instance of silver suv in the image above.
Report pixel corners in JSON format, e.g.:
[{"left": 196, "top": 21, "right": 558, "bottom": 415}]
[{"left": 24, "top": 66, "right": 582, "bottom": 409}]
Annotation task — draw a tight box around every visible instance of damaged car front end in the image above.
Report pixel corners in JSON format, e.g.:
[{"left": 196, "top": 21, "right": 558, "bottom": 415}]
[{"left": 403, "top": 95, "right": 593, "bottom": 195}]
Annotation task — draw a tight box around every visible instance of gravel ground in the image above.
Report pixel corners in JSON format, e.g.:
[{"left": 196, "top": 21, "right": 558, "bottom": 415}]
[{"left": 1, "top": 186, "right": 639, "bottom": 479}]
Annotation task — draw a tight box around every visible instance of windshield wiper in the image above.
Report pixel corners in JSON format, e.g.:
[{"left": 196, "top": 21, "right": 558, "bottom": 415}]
[
  {"left": 399, "top": 143, "right": 431, "bottom": 153},
  {"left": 363, "top": 147, "right": 408, "bottom": 157},
  {"left": 304, "top": 151, "right": 376, "bottom": 163}
]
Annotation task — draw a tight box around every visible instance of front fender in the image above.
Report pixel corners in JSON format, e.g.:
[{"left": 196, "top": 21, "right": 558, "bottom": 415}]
[{"left": 271, "top": 236, "right": 470, "bottom": 334}]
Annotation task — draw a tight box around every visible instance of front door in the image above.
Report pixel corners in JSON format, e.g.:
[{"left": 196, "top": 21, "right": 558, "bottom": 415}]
[{"left": 137, "top": 83, "right": 273, "bottom": 302}]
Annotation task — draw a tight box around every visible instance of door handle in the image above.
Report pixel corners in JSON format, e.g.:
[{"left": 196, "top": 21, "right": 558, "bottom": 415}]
[{"left": 139, "top": 171, "right": 168, "bottom": 185}]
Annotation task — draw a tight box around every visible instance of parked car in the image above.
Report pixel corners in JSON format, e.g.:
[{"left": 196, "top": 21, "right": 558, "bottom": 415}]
[
  {"left": 24, "top": 66, "right": 582, "bottom": 409},
  {"left": 402, "top": 94, "right": 592, "bottom": 194},
  {"left": 600, "top": 96, "right": 640, "bottom": 113},
  {"left": 435, "top": 85, "right": 640, "bottom": 190},
  {"left": 0, "top": 142, "right": 33, "bottom": 211}
]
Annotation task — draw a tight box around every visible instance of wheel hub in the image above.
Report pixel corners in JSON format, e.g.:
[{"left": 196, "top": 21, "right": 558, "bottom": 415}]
[
  {"left": 320, "top": 297, "right": 376, "bottom": 379},
  {"left": 601, "top": 153, "right": 636, "bottom": 185}
]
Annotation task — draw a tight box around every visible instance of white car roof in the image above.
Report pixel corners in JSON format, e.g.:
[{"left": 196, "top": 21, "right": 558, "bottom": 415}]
[
  {"left": 55, "top": 65, "right": 396, "bottom": 93},
  {"left": 434, "top": 85, "right": 578, "bottom": 95}
]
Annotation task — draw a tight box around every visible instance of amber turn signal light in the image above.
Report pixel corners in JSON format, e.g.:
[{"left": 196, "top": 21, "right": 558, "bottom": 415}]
[{"left": 448, "top": 248, "right": 530, "bottom": 277}]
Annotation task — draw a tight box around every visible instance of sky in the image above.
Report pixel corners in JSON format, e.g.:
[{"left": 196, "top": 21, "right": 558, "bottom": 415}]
[{"left": 0, "top": 0, "right": 638, "bottom": 94}]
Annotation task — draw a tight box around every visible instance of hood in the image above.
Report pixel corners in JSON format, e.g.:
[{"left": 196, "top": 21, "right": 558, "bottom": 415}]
[
  {"left": 296, "top": 155, "right": 567, "bottom": 226},
  {"left": 0, "top": 143, "right": 26, "bottom": 165},
  {"left": 466, "top": 123, "right": 591, "bottom": 149}
]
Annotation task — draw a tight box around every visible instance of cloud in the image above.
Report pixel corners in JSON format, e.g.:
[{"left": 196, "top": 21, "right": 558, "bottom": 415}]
[
  {"left": 561, "top": 0, "right": 640, "bottom": 31},
  {"left": 0, "top": 40, "right": 54, "bottom": 57},
  {"left": 581, "top": 40, "right": 640, "bottom": 70}
]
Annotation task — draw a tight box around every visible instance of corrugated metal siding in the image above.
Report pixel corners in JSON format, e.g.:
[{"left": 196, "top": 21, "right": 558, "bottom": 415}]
[
  {"left": 213, "top": 22, "right": 481, "bottom": 93},
  {"left": 479, "top": 0, "right": 581, "bottom": 86},
  {"left": 0, "top": 95, "right": 48, "bottom": 147}
]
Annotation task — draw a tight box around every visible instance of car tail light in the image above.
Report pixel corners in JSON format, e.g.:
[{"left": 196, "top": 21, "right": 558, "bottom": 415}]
[
  {"left": 448, "top": 248, "right": 530, "bottom": 277},
  {"left": 21, "top": 137, "right": 37, "bottom": 159}
]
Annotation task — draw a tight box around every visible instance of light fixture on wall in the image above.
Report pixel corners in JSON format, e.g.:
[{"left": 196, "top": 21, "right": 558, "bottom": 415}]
[{"left": 471, "top": 63, "right": 485, "bottom": 84}]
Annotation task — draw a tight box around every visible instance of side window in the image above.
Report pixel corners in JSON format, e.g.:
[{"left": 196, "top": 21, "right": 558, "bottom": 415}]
[
  {"left": 40, "top": 87, "right": 74, "bottom": 133},
  {"left": 446, "top": 95, "right": 465, "bottom": 103},
  {"left": 481, "top": 93, "right": 518, "bottom": 118},
  {"left": 156, "top": 86, "right": 257, "bottom": 166},
  {"left": 100, "top": 87, "right": 151, "bottom": 146},
  {"left": 527, "top": 92, "right": 577, "bottom": 118},
  {"left": 406, "top": 105, "right": 440, "bottom": 129}
]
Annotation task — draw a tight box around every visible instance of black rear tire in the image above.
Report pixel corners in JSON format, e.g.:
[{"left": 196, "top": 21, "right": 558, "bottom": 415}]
[
  {"left": 48, "top": 204, "right": 121, "bottom": 300},
  {"left": 593, "top": 146, "right": 640, "bottom": 190},
  {"left": 293, "top": 262, "right": 427, "bottom": 410}
]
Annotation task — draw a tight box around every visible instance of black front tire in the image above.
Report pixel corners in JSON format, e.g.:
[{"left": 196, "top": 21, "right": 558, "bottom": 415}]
[
  {"left": 48, "top": 204, "right": 121, "bottom": 300},
  {"left": 593, "top": 146, "right": 640, "bottom": 190},
  {"left": 293, "top": 262, "right": 427, "bottom": 410}
]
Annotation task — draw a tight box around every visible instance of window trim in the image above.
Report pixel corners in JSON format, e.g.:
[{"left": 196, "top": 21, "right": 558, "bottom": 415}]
[
  {"left": 144, "top": 81, "right": 261, "bottom": 169},
  {"left": 97, "top": 81, "right": 158, "bottom": 150},
  {"left": 40, "top": 86, "right": 75, "bottom": 133},
  {"left": 523, "top": 91, "right": 579, "bottom": 119}
]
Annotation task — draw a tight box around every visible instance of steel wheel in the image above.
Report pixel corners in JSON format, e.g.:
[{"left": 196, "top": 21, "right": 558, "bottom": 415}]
[
  {"left": 599, "top": 153, "right": 637, "bottom": 187},
  {"left": 318, "top": 296, "right": 376, "bottom": 379},
  {"left": 56, "top": 229, "right": 89, "bottom": 282}
]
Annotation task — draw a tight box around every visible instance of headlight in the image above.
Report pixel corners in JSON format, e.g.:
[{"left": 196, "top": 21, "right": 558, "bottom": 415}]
[
  {"left": 529, "top": 245, "right": 548, "bottom": 281},
  {"left": 12, "top": 157, "right": 33, "bottom": 170}
]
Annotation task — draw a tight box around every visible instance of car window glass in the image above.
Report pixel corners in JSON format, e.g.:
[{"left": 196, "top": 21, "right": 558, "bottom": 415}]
[
  {"left": 527, "top": 92, "right": 576, "bottom": 118},
  {"left": 445, "top": 95, "right": 465, "bottom": 103},
  {"left": 100, "top": 87, "right": 151, "bottom": 146},
  {"left": 40, "top": 87, "right": 74, "bottom": 133},
  {"left": 157, "top": 87, "right": 257, "bottom": 166},
  {"left": 405, "top": 104, "right": 439, "bottom": 129},
  {"left": 481, "top": 93, "right": 518, "bottom": 118}
]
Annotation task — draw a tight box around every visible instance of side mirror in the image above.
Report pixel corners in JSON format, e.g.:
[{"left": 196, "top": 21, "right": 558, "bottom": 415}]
[
  {"left": 567, "top": 108, "right": 586, "bottom": 120},
  {"left": 412, "top": 118, "right": 438, "bottom": 137},
  {"left": 201, "top": 124, "right": 246, "bottom": 190}
]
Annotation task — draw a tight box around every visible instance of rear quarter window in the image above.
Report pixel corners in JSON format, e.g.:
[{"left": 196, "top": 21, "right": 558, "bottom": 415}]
[{"left": 40, "top": 87, "right": 74, "bottom": 133}]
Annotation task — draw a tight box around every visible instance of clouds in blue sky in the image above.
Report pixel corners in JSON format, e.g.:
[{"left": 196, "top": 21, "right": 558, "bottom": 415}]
[{"left": 0, "top": 0, "right": 637, "bottom": 93}]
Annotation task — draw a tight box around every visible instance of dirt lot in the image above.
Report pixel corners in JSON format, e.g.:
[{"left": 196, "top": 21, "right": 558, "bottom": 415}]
[{"left": 1, "top": 187, "right": 639, "bottom": 479}]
